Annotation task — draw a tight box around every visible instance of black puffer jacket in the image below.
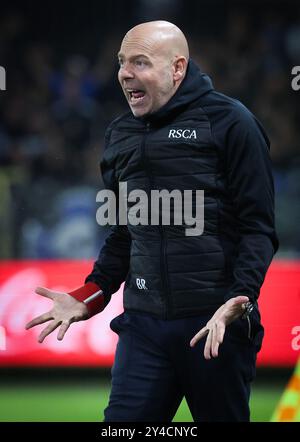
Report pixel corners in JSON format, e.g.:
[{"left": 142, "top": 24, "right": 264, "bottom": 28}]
[{"left": 86, "top": 59, "right": 279, "bottom": 319}]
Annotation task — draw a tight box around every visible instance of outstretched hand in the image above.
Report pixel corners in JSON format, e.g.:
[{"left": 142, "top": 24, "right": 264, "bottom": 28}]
[
  {"left": 25, "top": 287, "right": 89, "bottom": 343},
  {"left": 190, "top": 296, "right": 249, "bottom": 360}
]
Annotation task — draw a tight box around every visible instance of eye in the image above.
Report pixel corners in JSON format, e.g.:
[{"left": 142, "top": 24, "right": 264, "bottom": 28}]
[
  {"left": 118, "top": 59, "right": 124, "bottom": 67},
  {"left": 135, "top": 59, "right": 147, "bottom": 68}
]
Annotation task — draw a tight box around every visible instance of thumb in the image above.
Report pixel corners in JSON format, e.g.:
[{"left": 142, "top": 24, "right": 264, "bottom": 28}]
[
  {"left": 35, "top": 286, "right": 55, "bottom": 300},
  {"left": 233, "top": 296, "right": 249, "bottom": 304}
]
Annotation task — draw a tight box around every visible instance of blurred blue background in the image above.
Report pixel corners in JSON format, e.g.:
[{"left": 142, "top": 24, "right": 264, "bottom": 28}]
[{"left": 0, "top": 0, "right": 299, "bottom": 260}]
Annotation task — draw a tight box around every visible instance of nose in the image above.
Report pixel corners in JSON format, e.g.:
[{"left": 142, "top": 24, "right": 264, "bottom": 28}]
[{"left": 118, "top": 62, "right": 134, "bottom": 81}]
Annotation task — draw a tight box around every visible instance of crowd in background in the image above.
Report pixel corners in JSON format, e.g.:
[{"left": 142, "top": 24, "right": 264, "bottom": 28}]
[{"left": 0, "top": 0, "right": 299, "bottom": 259}]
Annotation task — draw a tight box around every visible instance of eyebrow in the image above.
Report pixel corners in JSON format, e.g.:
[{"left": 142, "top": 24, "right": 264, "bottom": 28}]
[{"left": 117, "top": 53, "right": 150, "bottom": 61}]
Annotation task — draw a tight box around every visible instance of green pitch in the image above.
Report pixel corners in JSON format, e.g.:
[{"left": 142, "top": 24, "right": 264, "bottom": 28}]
[{"left": 0, "top": 381, "right": 284, "bottom": 422}]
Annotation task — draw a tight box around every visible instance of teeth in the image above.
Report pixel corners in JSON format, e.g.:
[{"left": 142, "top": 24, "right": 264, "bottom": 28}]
[
  {"left": 130, "top": 95, "right": 145, "bottom": 104},
  {"left": 126, "top": 89, "right": 143, "bottom": 94},
  {"left": 126, "top": 89, "right": 145, "bottom": 104},
  {"left": 130, "top": 96, "right": 144, "bottom": 101}
]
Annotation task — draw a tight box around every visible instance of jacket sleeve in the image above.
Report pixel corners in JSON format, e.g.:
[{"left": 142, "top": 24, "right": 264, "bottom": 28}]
[
  {"left": 69, "top": 124, "right": 131, "bottom": 317},
  {"left": 221, "top": 105, "right": 279, "bottom": 303}
]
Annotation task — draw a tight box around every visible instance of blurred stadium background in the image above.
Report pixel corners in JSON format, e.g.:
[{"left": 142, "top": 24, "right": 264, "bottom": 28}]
[{"left": 0, "top": 0, "right": 300, "bottom": 422}]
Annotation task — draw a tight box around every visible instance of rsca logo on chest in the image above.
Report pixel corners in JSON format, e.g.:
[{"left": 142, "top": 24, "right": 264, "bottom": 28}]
[{"left": 168, "top": 129, "right": 197, "bottom": 139}]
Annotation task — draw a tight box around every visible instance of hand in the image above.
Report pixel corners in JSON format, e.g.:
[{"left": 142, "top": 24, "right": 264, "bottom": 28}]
[
  {"left": 25, "top": 287, "right": 89, "bottom": 343},
  {"left": 189, "top": 296, "right": 249, "bottom": 360}
]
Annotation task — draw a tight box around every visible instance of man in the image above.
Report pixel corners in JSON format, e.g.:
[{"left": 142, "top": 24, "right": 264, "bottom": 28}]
[{"left": 26, "top": 21, "right": 278, "bottom": 422}]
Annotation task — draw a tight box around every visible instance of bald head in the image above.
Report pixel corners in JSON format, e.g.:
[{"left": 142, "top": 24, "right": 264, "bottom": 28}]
[
  {"left": 123, "top": 21, "right": 189, "bottom": 62},
  {"left": 118, "top": 21, "right": 189, "bottom": 117}
]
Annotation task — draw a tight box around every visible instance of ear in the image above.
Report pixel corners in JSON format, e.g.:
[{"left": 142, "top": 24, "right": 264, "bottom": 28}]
[{"left": 173, "top": 56, "right": 188, "bottom": 82}]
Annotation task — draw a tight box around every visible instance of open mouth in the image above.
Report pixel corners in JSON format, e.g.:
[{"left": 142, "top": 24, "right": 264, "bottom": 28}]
[{"left": 126, "top": 89, "right": 146, "bottom": 105}]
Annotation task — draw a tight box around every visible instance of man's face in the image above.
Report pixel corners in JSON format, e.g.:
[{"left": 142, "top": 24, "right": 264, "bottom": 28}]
[{"left": 118, "top": 36, "right": 175, "bottom": 117}]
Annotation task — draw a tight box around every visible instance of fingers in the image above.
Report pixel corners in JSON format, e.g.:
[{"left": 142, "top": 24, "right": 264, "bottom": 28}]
[
  {"left": 211, "top": 323, "right": 218, "bottom": 358},
  {"left": 204, "top": 322, "right": 225, "bottom": 359},
  {"left": 190, "top": 321, "right": 226, "bottom": 360},
  {"left": 57, "top": 322, "right": 71, "bottom": 341},
  {"left": 211, "top": 322, "right": 225, "bottom": 358},
  {"left": 25, "top": 312, "right": 53, "bottom": 330},
  {"left": 38, "top": 321, "right": 61, "bottom": 343},
  {"left": 190, "top": 324, "right": 214, "bottom": 360},
  {"left": 190, "top": 297, "right": 249, "bottom": 359},
  {"left": 35, "top": 287, "right": 55, "bottom": 300},
  {"left": 190, "top": 326, "right": 208, "bottom": 347},
  {"left": 204, "top": 328, "right": 213, "bottom": 360},
  {"left": 27, "top": 316, "right": 72, "bottom": 342}
]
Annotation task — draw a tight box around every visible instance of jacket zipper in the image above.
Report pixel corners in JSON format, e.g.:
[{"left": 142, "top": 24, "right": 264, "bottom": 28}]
[{"left": 141, "top": 121, "right": 171, "bottom": 319}]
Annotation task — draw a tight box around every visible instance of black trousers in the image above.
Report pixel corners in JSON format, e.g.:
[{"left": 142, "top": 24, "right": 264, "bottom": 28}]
[{"left": 104, "top": 308, "right": 264, "bottom": 422}]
